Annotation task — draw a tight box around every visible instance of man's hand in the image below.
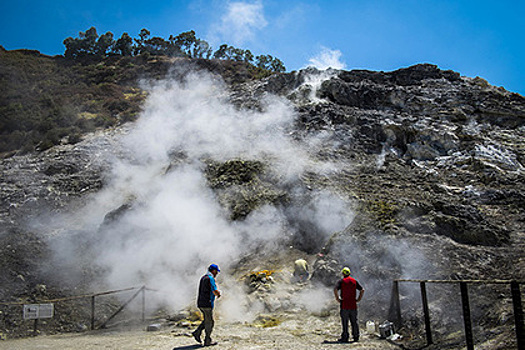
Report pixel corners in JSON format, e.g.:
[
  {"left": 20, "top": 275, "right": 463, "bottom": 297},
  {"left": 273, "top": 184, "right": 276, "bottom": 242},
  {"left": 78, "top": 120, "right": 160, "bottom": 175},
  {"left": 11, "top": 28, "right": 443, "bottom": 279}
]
[{"left": 333, "top": 288, "right": 341, "bottom": 303}]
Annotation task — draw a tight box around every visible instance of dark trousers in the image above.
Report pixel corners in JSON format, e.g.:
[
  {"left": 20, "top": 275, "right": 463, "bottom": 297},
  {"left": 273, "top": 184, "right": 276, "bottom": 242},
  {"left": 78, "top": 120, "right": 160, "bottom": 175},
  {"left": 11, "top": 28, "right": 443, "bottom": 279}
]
[
  {"left": 195, "top": 307, "right": 214, "bottom": 343},
  {"left": 340, "top": 308, "right": 359, "bottom": 341}
]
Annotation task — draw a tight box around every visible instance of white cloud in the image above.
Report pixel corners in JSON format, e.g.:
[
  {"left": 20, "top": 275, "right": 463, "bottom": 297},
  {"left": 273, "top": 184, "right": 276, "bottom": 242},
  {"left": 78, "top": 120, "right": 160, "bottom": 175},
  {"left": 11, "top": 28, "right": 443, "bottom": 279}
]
[
  {"left": 210, "top": 1, "right": 267, "bottom": 46},
  {"left": 307, "top": 47, "right": 346, "bottom": 70}
]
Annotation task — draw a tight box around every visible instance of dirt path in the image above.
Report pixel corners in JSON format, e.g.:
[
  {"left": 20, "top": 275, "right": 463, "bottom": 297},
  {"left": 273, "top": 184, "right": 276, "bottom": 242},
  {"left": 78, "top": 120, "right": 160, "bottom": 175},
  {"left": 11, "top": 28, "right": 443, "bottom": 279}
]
[{"left": 0, "top": 318, "right": 400, "bottom": 350}]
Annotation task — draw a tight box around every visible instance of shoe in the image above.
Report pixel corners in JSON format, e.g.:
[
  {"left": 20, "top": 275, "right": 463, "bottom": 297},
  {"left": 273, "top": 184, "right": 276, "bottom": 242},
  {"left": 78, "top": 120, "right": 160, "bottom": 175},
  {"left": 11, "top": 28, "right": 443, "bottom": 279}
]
[
  {"left": 337, "top": 338, "right": 349, "bottom": 343},
  {"left": 192, "top": 331, "right": 201, "bottom": 343},
  {"left": 353, "top": 337, "right": 359, "bottom": 342},
  {"left": 204, "top": 341, "right": 218, "bottom": 346}
]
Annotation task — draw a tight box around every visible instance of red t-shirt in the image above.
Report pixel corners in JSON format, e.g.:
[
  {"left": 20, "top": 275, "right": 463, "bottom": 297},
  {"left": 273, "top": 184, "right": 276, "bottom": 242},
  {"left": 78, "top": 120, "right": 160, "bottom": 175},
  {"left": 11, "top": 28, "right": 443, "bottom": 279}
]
[{"left": 335, "top": 276, "right": 363, "bottom": 310}]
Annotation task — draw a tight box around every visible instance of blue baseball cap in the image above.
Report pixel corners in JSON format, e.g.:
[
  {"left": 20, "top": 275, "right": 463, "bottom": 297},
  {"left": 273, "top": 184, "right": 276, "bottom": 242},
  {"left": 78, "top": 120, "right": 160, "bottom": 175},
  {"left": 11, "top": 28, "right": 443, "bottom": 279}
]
[{"left": 209, "top": 264, "right": 220, "bottom": 272}]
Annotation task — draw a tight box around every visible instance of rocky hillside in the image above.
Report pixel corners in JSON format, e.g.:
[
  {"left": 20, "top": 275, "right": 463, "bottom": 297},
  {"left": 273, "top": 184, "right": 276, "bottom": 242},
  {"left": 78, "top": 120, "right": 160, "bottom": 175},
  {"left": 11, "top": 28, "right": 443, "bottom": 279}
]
[
  {"left": 0, "top": 52, "right": 524, "bottom": 349},
  {"left": 0, "top": 47, "right": 261, "bottom": 155}
]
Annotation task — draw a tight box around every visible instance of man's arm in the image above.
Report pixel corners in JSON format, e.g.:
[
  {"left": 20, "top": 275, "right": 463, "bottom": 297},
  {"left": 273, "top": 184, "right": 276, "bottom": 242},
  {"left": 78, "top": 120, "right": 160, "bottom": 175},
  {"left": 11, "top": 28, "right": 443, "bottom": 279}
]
[
  {"left": 210, "top": 276, "right": 221, "bottom": 298},
  {"left": 357, "top": 288, "right": 364, "bottom": 302},
  {"left": 333, "top": 288, "right": 340, "bottom": 302}
]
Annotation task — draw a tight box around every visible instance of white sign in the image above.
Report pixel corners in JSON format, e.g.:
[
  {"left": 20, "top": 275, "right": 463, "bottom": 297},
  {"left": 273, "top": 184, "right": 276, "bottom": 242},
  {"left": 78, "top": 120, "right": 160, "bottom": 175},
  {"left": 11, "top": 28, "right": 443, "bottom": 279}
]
[{"left": 23, "top": 304, "right": 54, "bottom": 320}]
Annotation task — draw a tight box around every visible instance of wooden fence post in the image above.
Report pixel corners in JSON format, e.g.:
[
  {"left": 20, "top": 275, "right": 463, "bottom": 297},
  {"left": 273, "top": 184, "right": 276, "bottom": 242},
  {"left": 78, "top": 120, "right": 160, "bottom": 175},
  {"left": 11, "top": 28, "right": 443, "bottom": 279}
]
[
  {"left": 420, "top": 282, "right": 433, "bottom": 345},
  {"left": 141, "top": 286, "right": 146, "bottom": 322},
  {"left": 98, "top": 287, "right": 144, "bottom": 329},
  {"left": 91, "top": 295, "right": 96, "bottom": 330},
  {"left": 388, "top": 281, "right": 402, "bottom": 328},
  {"left": 510, "top": 281, "right": 524, "bottom": 349},
  {"left": 460, "top": 282, "right": 474, "bottom": 350}
]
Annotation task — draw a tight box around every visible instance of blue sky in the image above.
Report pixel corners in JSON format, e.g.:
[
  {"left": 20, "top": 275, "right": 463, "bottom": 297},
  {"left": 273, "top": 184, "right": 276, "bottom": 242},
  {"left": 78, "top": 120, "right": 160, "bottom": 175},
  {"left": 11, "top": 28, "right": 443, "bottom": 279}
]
[{"left": 1, "top": 0, "right": 524, "bottom": 95}]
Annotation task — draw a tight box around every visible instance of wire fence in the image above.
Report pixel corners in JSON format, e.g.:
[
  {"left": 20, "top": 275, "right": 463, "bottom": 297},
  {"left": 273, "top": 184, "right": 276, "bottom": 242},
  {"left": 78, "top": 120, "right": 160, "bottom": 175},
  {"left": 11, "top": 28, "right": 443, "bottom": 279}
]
[
  {"left": 389, "top": 279, "right": 524, "bottom": 350},
  {"left": 0, "top": 285, "right": 158, "bottom": 336}
]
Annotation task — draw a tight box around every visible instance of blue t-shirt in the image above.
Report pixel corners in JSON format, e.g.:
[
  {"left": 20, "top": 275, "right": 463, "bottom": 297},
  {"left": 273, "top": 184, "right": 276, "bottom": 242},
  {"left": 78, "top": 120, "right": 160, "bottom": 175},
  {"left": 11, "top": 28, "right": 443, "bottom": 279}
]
[{"left": 197, "top": 272, "right": 218, "bottom": 308}]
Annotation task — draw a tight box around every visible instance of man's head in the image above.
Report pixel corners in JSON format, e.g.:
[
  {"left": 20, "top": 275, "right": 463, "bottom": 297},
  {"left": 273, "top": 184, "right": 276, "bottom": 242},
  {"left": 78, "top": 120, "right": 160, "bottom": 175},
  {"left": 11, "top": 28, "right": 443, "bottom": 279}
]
[
  {"left": 342, "top": 267, "right": 351, "bottom": 276},
  {"left": 209, "top": 263, "right": 220, "bottom": 276}
]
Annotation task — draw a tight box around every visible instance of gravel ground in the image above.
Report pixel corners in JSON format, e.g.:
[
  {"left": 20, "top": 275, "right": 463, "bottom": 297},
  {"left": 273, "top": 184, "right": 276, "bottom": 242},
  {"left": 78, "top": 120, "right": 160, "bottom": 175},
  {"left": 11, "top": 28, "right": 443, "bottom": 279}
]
[{"left": 0, "top": 317, "right": 401, "bottom": 350}]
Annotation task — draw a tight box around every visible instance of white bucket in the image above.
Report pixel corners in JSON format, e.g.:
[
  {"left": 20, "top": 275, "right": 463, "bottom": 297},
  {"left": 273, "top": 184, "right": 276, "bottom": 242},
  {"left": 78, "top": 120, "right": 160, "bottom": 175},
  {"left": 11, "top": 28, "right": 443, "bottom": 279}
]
[{"left": 366, "top": 320, "right": 376, "bottom": 334}]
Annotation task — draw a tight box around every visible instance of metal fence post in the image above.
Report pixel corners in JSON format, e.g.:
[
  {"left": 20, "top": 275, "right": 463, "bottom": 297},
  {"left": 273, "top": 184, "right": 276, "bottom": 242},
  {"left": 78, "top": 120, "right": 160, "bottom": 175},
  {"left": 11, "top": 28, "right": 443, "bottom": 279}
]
[
  {"left": 389, "top": 281, "right": 402, "bottom": 329},
  {"left": 460, "top": 282, "right": 474, "bottom": 350},
  {"left": 420, "top": 282, "right": 433, "bottom": 345},
  {"left": 510, "top": 281, "right": 524, "bottom": 349}
]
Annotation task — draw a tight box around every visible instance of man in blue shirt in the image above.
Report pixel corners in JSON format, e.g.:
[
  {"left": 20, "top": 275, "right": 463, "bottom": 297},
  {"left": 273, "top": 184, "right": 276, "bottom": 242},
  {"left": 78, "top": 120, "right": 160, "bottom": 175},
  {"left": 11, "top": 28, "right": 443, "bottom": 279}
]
[{"left": 192, "top": 264, "right": 221, "bottom": 346}]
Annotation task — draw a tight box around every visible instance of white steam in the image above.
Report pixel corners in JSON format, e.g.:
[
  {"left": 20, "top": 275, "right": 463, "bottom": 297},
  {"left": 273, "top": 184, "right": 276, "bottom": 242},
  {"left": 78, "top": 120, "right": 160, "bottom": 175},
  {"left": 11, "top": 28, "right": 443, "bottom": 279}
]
[
  {"left": 295, "top": 286, "right": 333, "bottom": 314},
  {"left": 49, "top": 67, "right": 354, "bottom": 317},
  {"left": 307, "top": 47, "right": 346, "bottom": 70}
]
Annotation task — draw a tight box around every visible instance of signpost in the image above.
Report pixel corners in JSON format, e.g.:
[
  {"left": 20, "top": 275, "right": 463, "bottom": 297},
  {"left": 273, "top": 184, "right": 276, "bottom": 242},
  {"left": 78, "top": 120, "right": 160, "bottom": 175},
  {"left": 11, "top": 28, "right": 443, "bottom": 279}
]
[{"left": 23, "top": 304, "right": 54, "bottom": 334}]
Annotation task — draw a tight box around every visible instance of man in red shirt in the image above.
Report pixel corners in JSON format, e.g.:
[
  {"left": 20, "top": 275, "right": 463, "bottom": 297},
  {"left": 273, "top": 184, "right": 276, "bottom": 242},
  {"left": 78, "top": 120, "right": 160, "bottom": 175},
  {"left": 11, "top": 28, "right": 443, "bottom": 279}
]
[{"left": 333, "top": 267, "right": 364, "bottom": 342}]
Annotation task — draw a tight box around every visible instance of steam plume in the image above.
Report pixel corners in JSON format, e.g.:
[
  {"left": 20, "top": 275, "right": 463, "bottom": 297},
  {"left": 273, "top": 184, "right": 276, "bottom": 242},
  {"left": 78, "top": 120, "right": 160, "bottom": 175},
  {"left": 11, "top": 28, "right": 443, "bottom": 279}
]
[
  {"left": 48, "top": 67, "right": 354, "bottom": 316},
  {"left": 308, "top": 47, "right": 346, "bottom": 70}
]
